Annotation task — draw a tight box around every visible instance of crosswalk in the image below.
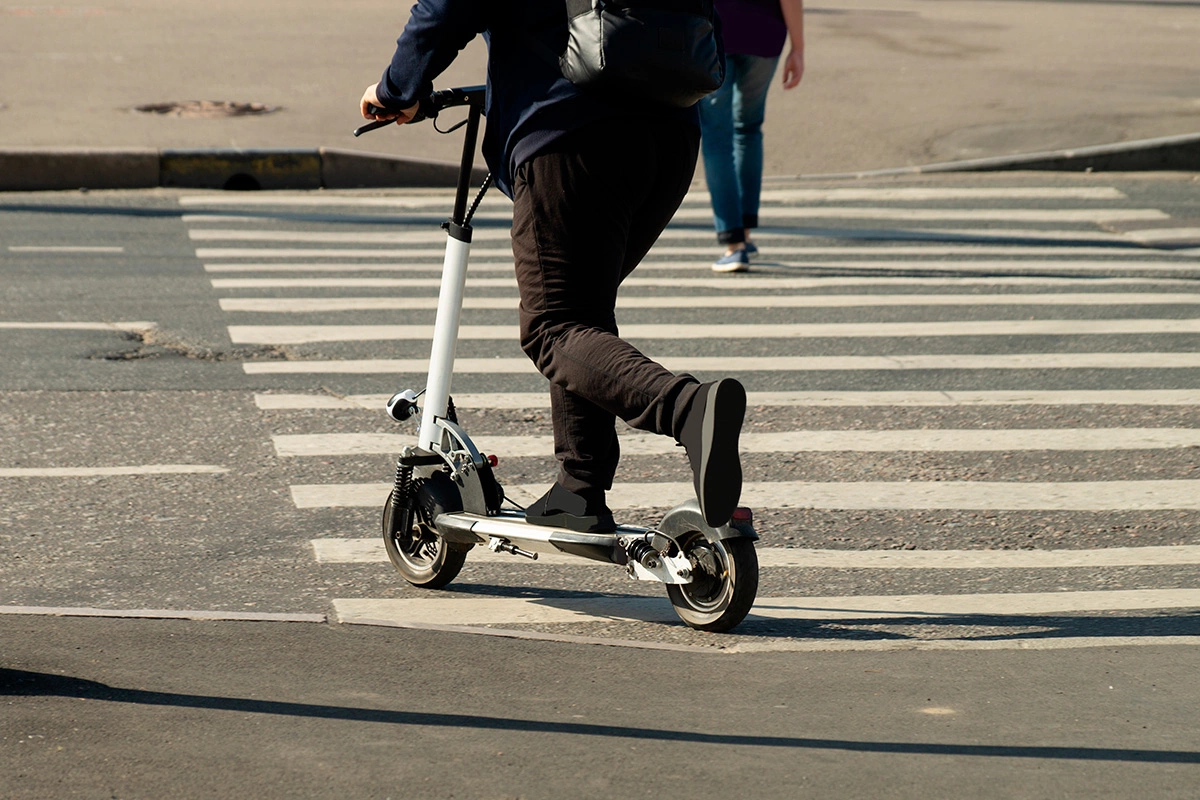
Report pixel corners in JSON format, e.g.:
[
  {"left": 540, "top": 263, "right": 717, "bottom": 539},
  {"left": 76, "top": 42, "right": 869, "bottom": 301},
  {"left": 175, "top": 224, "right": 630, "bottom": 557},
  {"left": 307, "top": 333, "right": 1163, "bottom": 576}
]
[{"left": 183, "top": 179, "right": 1200, "bottom": 649}]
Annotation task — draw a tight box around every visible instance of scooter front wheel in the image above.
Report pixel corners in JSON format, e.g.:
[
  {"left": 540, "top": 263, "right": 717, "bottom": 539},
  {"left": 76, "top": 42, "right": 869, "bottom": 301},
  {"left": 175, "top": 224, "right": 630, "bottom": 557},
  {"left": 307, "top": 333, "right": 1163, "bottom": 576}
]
[
  {"left": 382, "top": 489, "right": 468, "bottom": 589},
  {"left": 666, "top": 532, "right": 758, "bottom": 632}
]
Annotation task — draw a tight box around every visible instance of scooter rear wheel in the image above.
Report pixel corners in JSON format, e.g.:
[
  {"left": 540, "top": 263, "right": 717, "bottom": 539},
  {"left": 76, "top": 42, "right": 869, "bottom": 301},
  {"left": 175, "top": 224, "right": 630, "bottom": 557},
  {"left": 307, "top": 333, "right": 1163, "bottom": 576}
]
[
  {"left": 666, "top": 532, "right": 758, "bottom": 632},
  {"left": 382, "top": 489, "right": 469, "bottom": 589}
]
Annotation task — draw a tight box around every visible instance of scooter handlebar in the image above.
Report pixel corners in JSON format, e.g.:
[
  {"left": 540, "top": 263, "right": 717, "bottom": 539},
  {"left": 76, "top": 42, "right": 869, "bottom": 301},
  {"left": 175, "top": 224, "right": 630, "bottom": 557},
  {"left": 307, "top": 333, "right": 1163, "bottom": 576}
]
[{"left": 354, "top": 85, "right": 486, "bottom": 137}]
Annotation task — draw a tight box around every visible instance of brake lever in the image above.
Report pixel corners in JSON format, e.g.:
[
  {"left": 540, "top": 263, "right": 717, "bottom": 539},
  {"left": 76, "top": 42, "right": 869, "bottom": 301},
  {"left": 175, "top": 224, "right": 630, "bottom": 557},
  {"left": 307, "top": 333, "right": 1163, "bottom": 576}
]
[
  {"left": 353, "top": 101, "right": 434, "bottom": 137},
  {"left": 353, "top": 117, "right": 397, "bottom": 137}
]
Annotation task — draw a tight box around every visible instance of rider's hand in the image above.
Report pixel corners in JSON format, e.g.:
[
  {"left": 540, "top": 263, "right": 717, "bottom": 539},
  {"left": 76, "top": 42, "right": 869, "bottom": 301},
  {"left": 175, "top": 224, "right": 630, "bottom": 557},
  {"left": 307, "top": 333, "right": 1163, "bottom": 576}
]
[{"left": 361, "top": 83, "right": 420, "bottom": 124}]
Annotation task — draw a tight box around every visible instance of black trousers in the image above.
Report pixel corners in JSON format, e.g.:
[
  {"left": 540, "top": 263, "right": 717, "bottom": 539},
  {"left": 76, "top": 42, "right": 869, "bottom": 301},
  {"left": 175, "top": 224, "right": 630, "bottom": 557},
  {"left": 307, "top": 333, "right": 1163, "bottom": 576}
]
[{"left": 510, "top": 116, "right": 704, "bottom": 494}]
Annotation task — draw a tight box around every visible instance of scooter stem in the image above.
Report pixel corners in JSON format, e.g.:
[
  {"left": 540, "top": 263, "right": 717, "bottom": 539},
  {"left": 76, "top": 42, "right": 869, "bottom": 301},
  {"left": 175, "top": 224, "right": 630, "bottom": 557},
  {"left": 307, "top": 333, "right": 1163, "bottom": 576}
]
[
  {"left": 418, "top": 232, "right": 470, "bottom": 450},
  {"left": 418, "top": 102, "right": 483, "bottom": 452}
]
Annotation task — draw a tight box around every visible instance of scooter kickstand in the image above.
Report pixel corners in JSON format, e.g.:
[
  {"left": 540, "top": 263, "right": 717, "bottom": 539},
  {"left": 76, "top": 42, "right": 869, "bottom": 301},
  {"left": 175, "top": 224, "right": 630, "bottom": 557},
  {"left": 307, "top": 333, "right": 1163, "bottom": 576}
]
[{"left": 488, "top": 536, "right": 539, "bottom": 561}]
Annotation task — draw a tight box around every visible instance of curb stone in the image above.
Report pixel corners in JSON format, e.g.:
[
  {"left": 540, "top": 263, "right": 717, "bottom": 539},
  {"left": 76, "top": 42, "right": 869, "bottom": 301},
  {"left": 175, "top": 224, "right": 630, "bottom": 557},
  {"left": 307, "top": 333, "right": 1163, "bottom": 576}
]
[
  {"left": 2, "top": 132, "right": 1198, "bottom": 193},
  {"left": 0, "top": 147, "right": 489, "bottom": 192},
  {"left": 782, "top": 132, "right": 1200, "bottom": 182}
]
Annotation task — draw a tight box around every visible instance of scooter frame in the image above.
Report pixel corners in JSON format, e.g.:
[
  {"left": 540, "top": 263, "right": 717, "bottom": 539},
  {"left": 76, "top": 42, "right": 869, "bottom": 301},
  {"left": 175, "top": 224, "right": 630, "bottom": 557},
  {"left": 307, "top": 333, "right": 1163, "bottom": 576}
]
[{"left": 355, "top": 86, "right": 759, "bottom": 632}]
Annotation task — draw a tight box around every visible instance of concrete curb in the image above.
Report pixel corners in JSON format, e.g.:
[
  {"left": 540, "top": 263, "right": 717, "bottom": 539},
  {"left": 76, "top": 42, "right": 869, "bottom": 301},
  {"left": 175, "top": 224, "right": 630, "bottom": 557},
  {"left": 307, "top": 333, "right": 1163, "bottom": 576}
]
[
  {"left": 3, "top": 131, "right": 1198, "bottom": 192},
  {"left": 783, "top": 132, "right": 1200, "bottom": 182},
  {"left": 0, "top": 147, "right": 489, "bottom": 192}
]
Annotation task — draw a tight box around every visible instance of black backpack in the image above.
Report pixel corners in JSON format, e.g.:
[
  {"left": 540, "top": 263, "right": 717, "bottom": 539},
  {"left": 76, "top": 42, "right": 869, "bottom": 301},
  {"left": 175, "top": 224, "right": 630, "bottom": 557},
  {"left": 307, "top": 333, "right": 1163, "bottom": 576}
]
[{"left": 548, "top": 0, "right": 725, "bottom": 108}]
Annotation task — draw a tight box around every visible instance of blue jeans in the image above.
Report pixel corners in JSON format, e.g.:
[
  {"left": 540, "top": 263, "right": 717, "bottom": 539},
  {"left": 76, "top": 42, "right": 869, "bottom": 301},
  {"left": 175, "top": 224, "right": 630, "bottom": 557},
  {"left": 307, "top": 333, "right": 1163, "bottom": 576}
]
[{"left": 698, "top": 53, "right": 780, "bottom": 244}]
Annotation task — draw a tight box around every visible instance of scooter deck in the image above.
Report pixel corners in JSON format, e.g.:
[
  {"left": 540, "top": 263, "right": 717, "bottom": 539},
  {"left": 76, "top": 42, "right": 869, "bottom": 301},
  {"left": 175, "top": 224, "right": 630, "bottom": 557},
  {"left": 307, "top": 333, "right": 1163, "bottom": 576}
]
[{"left": 434, "top": 509, "right": 648, "bottom": 564}]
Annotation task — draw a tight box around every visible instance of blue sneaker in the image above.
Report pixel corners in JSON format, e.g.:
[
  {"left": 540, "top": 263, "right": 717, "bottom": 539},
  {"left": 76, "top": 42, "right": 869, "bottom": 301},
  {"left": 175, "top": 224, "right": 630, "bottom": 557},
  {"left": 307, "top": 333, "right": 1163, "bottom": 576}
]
[
  {"left": 744, "top": 241, "right": 759, "bottom": 260},
  {"left": 712, "top": 248, "right": 750, "bottom": 273}
]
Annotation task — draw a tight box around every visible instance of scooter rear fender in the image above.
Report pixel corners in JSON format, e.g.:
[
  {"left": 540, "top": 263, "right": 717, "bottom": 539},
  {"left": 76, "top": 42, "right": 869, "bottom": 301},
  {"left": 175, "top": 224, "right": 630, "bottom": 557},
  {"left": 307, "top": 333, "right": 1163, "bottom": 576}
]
[{"left": 657, "top": 499, "right": 759, "bottom": 543}]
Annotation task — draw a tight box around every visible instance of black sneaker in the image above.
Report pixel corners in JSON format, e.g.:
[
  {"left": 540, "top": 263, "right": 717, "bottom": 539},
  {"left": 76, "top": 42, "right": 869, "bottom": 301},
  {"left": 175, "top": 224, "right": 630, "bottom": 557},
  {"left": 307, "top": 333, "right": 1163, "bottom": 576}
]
[
  {"left": 525, "top": 482, "right": 616, "bottom": 533},
  {"left": 679, "top": 378, "right": 746, "bottom": 527}
]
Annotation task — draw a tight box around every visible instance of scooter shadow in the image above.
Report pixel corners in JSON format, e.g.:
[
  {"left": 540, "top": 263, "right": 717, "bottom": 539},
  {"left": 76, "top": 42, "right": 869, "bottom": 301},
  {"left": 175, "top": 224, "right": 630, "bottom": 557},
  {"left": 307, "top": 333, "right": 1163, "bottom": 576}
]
[{"left": 426, "top": 584, "right": 1200, "bottom": 643}]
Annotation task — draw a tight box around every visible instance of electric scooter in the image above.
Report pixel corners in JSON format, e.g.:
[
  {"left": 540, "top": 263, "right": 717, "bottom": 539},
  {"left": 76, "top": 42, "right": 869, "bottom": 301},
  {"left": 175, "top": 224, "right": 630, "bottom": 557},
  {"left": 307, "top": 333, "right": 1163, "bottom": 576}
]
[{"left": 354, "top": 86, "right": 759, "bottom": 632}]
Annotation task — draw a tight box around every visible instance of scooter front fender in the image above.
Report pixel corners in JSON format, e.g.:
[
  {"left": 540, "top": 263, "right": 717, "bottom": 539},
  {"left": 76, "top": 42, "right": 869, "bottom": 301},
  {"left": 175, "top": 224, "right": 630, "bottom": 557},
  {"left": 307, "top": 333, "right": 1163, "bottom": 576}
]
[{"left": 656, "top": 498, "right": 758, "bottom": 544}]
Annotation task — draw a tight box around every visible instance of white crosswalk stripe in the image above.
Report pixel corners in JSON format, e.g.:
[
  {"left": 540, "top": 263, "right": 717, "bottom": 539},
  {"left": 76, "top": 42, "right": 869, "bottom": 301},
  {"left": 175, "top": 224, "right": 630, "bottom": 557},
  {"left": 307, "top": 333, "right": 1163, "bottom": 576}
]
[
  {"left": 204, "top": 254, "right": 1200, "bottom": 273},
  {"left": 255, "top": 390, "right": 1200, "bottom": 409},
  {"left": 333, "top": 589, "right": 1200, "bottom": 627},
  {"left": 273, "top": 428, "right": 1200, "bottom": 457},
  {"left": 243, "top": 353, "right": 1200, "bottom": 375},
  {"left": 180, "top": 182, "right": 1200, "bottom": 644},
  {"left": 289, "top": 480, "right": 1200, "bottom": 511},
  {"left": 220, "top": 292, "right": 1200, "bottom": 313},
  {"left": 211, "top": 274, "right": 1200, "bottom": 290},
  {"left": 229, "top": 319, "right": 1200, "bottom": 344},
  {"left": 311, "top": 539, "right": 1200, "bottom": 568},
  {"left": 178, "top": 186, "right": 1130, "bottom": 207}
]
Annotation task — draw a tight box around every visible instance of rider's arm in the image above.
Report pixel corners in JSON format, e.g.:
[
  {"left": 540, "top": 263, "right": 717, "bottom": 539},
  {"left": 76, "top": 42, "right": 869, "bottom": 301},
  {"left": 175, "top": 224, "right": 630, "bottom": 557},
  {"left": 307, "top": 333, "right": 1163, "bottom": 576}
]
[{"left": 374, "top": 0, "right": 490, "bottom": 113}]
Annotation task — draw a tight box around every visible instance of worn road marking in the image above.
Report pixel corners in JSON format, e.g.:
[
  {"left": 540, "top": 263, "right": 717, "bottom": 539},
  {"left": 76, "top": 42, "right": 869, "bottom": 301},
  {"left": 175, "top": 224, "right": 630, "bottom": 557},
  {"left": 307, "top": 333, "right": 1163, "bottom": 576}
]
[
  {"left": 0, "top": 465, "right": 228, "bottom": 478},
  {"left": 7, "top": 246, "right": 124, "bottom": 253},
  {"left": 0, "top": 321, "right": 153, "bottom": 332},
  {"left": 0, "top": 606, "right": 323, "bottom": 622}
]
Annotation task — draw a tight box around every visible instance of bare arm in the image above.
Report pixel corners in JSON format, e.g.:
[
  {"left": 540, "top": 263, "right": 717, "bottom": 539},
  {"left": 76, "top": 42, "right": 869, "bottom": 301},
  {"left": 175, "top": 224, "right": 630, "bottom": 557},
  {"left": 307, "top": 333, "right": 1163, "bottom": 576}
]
[{"left": 779, "top": 0, "right": 805, "bottom": 89}]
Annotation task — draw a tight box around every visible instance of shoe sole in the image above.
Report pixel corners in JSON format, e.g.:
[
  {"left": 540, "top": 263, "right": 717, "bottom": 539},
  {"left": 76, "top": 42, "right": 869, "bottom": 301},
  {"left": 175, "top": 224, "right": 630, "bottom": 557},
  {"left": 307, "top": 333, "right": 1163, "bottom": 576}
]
[
  {"left": 697, "top": 379, "right": 746, "bottom": 527},
  {"left": 712, "top": 262, "right": 749, "bottom": 273}
]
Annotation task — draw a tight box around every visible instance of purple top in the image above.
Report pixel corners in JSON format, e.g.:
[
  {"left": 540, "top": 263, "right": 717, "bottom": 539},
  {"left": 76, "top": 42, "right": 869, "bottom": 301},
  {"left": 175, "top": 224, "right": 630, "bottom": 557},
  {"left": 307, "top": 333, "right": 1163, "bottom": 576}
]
[{"left": 715, "top": 0, "right": 787, "bottom": 58}]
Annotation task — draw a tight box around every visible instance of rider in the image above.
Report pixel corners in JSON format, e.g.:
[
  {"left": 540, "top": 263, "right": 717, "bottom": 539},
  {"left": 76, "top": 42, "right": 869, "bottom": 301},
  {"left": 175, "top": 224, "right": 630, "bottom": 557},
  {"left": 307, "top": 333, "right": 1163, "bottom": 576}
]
[{"left": 361, "top": 0, "right": 746, "bottom": 533}]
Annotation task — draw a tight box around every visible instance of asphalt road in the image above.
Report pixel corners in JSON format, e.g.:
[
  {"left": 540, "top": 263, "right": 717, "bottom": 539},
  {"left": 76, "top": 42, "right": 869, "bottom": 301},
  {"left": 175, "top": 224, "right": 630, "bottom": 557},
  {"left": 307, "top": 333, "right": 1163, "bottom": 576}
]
[{"left": 3, "top": 171, "right": 1200, "bottom": 797}]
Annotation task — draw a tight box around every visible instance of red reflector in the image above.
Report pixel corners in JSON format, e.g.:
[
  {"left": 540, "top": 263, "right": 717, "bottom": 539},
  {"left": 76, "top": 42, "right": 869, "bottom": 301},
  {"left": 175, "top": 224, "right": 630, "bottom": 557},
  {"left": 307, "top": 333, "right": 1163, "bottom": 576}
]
[
  {"left": 731, "top": 507, "right": 753, "bottom": 521},
  {"left": 487, "top": 454, "right": 499, "bottom": 467}
]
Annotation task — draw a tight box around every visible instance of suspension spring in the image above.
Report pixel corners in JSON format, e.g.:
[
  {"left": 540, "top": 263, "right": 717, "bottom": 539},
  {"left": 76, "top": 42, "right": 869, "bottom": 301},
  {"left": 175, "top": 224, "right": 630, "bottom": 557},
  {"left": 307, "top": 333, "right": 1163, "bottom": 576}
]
[
  {"left": 625, "top": 538, "right": 661, "bottom": 570},
  {"left": 390, "top": 460, "right": 414, "bottom": 514}
]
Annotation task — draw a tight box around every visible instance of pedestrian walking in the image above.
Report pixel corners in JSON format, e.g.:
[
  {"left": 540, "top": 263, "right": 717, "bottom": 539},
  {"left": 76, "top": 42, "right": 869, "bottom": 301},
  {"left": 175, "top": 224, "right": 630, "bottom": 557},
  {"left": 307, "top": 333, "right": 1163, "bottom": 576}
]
[{"left": 701, "top": 0, "right": 805, "bottom": 273}]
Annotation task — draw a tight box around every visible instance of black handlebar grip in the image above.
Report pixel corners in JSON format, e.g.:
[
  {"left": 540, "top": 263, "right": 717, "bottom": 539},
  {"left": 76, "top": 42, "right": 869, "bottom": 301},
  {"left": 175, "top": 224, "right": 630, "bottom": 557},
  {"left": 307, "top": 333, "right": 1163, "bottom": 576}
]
[{"left": 353, "top": 99, "right": 436, "bottom": 136}]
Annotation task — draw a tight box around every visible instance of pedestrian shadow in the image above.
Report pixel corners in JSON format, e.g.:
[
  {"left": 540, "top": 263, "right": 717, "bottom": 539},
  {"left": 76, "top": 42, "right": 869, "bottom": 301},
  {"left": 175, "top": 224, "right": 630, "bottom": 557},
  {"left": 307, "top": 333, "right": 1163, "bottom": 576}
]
[
  {"left": 742, "top": 261, "right": 1200, "bottom": 282},
  {"left": 688, "top": 222, "right": 1165, "bottom": 250},
  {"left": 3, "top": 667, "right": 1197, "bottom": 764}
]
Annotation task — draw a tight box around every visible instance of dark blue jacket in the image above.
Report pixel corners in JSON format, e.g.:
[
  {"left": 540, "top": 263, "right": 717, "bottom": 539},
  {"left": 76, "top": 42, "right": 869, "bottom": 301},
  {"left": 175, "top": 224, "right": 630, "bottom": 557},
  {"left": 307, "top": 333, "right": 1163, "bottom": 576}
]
[{"left": 375, "top": 0, "right": 699, "bottom": 197}]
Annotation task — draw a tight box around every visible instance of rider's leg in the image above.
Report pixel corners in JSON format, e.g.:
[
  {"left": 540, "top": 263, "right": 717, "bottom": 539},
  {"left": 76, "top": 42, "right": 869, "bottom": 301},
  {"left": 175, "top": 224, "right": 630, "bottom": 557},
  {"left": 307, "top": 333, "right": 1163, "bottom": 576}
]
[
  {"left": 521, "top": 384, "right": 620, "bottom": 532},
  {"left": 511, "top": 117, "right": 744, "bottom": 529},
  {"left": 512, "top": 117, "right": 691, "bottom": 527}
]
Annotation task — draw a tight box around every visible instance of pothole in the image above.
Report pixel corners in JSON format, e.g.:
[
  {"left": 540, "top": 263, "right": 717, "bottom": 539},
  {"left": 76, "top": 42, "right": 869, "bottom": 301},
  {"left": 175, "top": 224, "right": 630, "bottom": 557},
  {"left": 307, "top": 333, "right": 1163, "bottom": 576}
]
[
  {"left": 90, "top": 329, "right": 291, "bottom": 362},
  {"left": 132, "top": 101, "right": 279, "bottom": 118}
]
